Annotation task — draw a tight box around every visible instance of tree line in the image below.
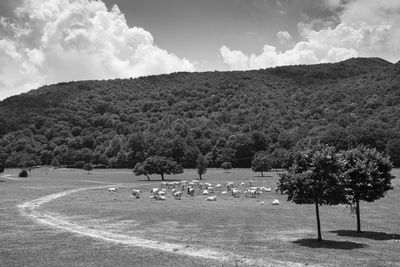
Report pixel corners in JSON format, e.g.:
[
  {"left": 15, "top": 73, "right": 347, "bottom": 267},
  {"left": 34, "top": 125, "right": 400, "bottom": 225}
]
[{"left": 0, "top": 58, "right": 400, "bottom": 169}]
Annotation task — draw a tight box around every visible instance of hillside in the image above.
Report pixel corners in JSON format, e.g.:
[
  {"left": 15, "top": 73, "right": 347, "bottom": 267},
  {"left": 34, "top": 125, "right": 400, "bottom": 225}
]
[{"left": 0, "top": 57, "right": 399, "bottom": 168}]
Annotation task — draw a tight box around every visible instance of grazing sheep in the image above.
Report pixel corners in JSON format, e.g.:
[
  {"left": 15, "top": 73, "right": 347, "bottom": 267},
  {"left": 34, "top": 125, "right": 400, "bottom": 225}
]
[
  {"left": 204, "top": 183, "right": 212, "bottom": 189},
  {"left": 150, "top": 188, "right": 159, "bottom": 195},
  {"left": 231, "top": 188, "right": 240, "bottom": 198},
  {"left": 272, "top": 199, "right": 280, "bottom": 205},
  {"left": 161, "top": 182, "right": 167, "bottom": 188},
  {"left": 207, "top": 196, "right": 217, "bottom": 201},
  {"left": 171, "top": 189, "right": 177, "bottom": 194},
  {"left": 202, "top": 190, "right": 210, "bottom": 195},
  {"left": 158, "top": 191, "right": 166, "bottom": 196},
  {"left": 208, "top": 186, "right": 214, "bottom": 194},
  {"left": 173, "top": 191, "right": 182, "bottom": 200},
  {"left": 240, "top": 182, "right": 245, "bottom": 186},
  {"left": 131, "top": 189, "right": 141, "bottom": 199},
  {"left": 155, "top": 195, "right": 167, "bottom": 201},
  {"left": 221, "top": 191, "right": 228, "bottom": 195},
  {"left": 260, "top": 201, "right": 265, "bottom": 205},
  {"left": 187, "top": 187, "right": 195, "bottom": 196},
  {"left": 215, "top": 183, "right": 222, "bottom": 189},
  {"left": 108, "top": 187, "right": 118, "bottom": 192}
]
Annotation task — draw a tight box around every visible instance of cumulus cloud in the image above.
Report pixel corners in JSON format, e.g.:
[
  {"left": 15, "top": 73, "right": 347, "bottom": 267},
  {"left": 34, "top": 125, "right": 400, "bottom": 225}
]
[
  {"left": 220, "top": 0, "right": 400, "bottom": 70},
  {"left": 276, "top": 31, "right": 292, "bottom": 45},
  {"left": 0, "top": 0, "right": 195, "bottom": 100}
]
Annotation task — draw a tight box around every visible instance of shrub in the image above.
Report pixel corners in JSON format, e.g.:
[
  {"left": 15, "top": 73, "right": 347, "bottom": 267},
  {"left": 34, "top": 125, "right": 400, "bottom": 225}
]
[{"left": 19, "top": 170, "right": 28, "bottom": 177}]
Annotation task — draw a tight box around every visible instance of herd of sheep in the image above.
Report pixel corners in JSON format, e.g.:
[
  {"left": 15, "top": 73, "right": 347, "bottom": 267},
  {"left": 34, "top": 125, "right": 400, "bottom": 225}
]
[{"left": 108, "top": 180, "right": 280, "bottom": 205}]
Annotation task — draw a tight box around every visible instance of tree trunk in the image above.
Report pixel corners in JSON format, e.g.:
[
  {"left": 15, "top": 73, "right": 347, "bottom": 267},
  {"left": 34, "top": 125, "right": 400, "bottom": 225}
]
[
  {"left": 146, "top": 174, "right": 150, "bottom": 181},
  {"left": 161, "top": 173, "right": 164, "bottom": 181},
  {"left": 199, "top": 174, "right": 202, "bottom": 180},
  {"left": 356, "top": 198, "right": 361, "bottom": 233},
  {"left": 315, "top": 199, "right": 322, "bottom": 242},
  {"left": 261, "top": 171, "right": 264, "bottom": 177}
]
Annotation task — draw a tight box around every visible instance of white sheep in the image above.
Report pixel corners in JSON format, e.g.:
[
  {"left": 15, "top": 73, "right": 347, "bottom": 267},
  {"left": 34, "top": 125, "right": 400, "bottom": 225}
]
[
  {"left": 108, "top": 187, "right": 118, "bottom": 192},
  {"left": 272, "top": 199, "right": 280, "bottom": 205},
  {"left": 131, "top": 189, "right": 141, "bottom": 199},
  {"left": 231, "top": 188, "right": 240, "bottom": 198},
  {"left": 173, "top": 191, "right": 182, "bottom": 200},
  {"left": 150, "top": 188, "right": 159, "bottom": 194},
  {"left": 221, "top": 191, "right": 228, "bottom": 195},
  {"left": 202, "top": 190, "right": 210, "bottom": 195},
  {"left": 207, "top": 196, "right": 217, "bottom": 201}
]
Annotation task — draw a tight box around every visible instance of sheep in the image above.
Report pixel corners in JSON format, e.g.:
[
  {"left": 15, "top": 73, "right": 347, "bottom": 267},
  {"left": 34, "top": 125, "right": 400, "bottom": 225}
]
[
  {"left": 260, "top": 201, "right": 265, "bottom": 205},
  {"left": 240, "top": 182, "right": 245, "bottom": 186},
  {"left": 187, "top": 187, "right": 195, "bottom": 196},
  {"left": 161, "top": 182, "right": 167, "bottom": 188},
  {"left": 108, "top": 187, "right": 118, "bottom": 192},
  {"left": 231, "top": 188, "right": 240, "bottom": 198},
  {"left": 173, "top": 191, "right": 182, "bottom": 200},
  {"left": 155, "top": 195, "right": 167, "bottom": 201},
  {"left": 208, "top": 186, "right": 214, "bottom": 194},
  {"left": 221, "top": 191, "right": 228, "bottom": 195},
  {"left": 272, "top": 199, "right": 280, "bottom": 205},
  {"left": 215, "top": 183, "right": 222, "bottom": 189},
  {"left": 131, "top": 189, "right": 141, "bottom": 199},
  {"left": 158, "top": 191, "right": 166, "bottom": 196},
  {"left": 202, "top": 190, "right": 210, "bottom": 195},
  {"left": 204, "top": 183, "right": 212, "bottom": 189},
  {"left": 150, "top": 188, "right": 159, "bottom": 195},
  {"left": 171, "top": 189, "right": 177, "bottom": 194},
  {"left": 207, "top": 196, "right": 217, "bottom": 201},
  {"left": 245, "top": 189, "right": 258, "bottom": 198}
]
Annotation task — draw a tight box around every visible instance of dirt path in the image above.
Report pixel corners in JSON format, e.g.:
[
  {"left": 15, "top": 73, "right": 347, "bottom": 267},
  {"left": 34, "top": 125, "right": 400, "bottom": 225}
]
[{"left": 18, "top": 185, "right": 305, "bottom": 267}]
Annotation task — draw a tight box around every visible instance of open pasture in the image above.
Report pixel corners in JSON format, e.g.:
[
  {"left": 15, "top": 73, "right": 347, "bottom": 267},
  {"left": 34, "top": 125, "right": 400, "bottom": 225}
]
[{"left": 1, "top": 168, "right": 399, "bottom": 266}]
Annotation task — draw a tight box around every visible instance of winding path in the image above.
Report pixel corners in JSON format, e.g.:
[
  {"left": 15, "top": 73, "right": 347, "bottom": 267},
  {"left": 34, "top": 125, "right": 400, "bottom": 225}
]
[{"left": 17, "top": 185, "right": 303, "bottom": 267}]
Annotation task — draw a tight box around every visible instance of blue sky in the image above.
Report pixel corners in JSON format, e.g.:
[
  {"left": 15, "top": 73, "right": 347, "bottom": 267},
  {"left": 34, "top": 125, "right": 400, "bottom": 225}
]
[{"left": 0, "top": 0, "right": 399, "bottom": 99}]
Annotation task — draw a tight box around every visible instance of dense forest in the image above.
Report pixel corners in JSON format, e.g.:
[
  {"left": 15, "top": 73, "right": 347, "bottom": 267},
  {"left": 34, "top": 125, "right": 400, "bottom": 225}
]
[{"left": 0, "top": 57, "right": 399, "bottom": 169}]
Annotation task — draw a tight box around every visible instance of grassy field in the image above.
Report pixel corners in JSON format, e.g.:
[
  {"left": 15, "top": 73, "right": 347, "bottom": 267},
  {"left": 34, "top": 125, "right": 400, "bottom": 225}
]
[{"left": 1, "top": 168, "right": 399, "bottom": 266}]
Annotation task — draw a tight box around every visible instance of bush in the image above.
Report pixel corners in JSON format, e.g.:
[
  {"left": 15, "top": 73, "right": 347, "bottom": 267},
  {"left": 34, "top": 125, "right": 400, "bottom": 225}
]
[{"left": 19, "top": 170, "right": 28, "bottom": 177}]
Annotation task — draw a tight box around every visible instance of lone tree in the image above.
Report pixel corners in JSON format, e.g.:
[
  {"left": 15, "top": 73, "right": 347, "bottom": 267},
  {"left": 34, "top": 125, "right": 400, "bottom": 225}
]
[
  {"left": 196, "top": 154, "right": 208, "bottom": 180},
  {"left": 133, "top": 162, "right": 150, "bottom": 181},
  {"left": 251, "top": 152, "right": 271, "bottom": 176},
  {"left": 278, "top": 144, "right": 345, "bottom": 242},
  {"left": 142, "top": 156, "right": 183, "bottom": 181},
  {"left": 83, "top": 163, "right": 93, "bottom": 174},
  {"left": 221, "top": 161, "right": 232, "bottom": 173},
  {"left": 341, "top": 145, "right": 394, "bottom": 232}
]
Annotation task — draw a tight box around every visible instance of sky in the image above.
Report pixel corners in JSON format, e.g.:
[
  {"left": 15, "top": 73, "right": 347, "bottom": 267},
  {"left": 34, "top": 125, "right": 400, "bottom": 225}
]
[{"left": 0, "top": 0, "right": 399, "bottom": 100}]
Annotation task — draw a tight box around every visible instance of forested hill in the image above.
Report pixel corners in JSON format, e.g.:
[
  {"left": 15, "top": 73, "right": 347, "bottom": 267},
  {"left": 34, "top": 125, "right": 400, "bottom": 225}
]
[{"left": 1, "top": 57, "right": 400, "bottom": 169}]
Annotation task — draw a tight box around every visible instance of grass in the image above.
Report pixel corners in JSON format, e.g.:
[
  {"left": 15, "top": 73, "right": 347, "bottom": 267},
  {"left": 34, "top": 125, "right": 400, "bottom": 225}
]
[{"left": 1, "top": 168, "right": 399, "bottom": 266}]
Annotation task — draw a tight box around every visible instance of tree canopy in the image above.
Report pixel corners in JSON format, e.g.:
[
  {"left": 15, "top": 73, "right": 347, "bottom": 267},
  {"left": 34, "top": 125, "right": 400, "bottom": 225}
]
[
  {"left": 141, "top": 156, "right": 183, "bottom": 181},
  {"left": 251, "top": 151, "right": 271, "bottom": 176},
  {"left": 278, "top": 144, "right": 345, "bottom": 241},
  {"left": 341, "top": 145, "right": 394, "bottom": 232}
]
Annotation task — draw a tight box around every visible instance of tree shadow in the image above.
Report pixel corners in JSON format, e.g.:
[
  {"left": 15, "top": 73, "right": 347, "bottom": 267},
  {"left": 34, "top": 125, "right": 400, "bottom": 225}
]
[
  {"left": 137, "top": 179, "right": 184, "bottom": 182},
  {"left": 0, "top": 180, "right": 5, "bottom": 182},
  {"left": 292, "top": 238, "right": 367, "bottom": 250},
  {"left": 253, "top": 175, "right": 274, "bottom": 178},
  {"left": 331, "top": 230, "right": 400, "bottom": 241}
]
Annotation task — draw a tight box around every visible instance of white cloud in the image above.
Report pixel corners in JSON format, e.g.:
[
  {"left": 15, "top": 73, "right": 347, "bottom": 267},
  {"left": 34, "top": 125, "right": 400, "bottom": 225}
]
[
  {"left": 0, "top": 0, "right": 195, "bottom": 100},
  {"left": 220, "top": 0, "right": 400, "bottom": 70},
  {"left": 276, "top": 31, "right": 292, "bottom": 45}
]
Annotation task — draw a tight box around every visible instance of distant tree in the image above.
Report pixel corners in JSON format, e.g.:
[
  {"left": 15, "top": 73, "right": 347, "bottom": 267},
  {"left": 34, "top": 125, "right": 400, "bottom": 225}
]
[
  {"left": 19, "top": 169, "right": 28, "bottom": 177},
  {"left": 278, "top": 144, "right": 345, "bottom": 241},
  {"left": 196, "top": 154, "right": 208, "bottom": 180},
  {"left": 98, "top": 154, "right": 109, "bottom": 167},
  {"left": 0, "top": 165, "right": 4, "bottom": 174},
  {"left": 133, "top": 162, "right": 150, "bottom": 181},
  {"left": 51, "top": 158, "right": 60, "bottom": 169},
  {"left": 142, "top": 156, "right": 183, "bottom": 181},
  {"left": 83, "top": 163, "right": 93, "bottom": 174},
  {"left": 251, "top": 152, "right": 271, "bottom": 176},
  {"left": 221, "top": 161, "right": 232, "bottom": 173},
  {"left": 341, "top": 146, "right": 395, "bottom": 232}
]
